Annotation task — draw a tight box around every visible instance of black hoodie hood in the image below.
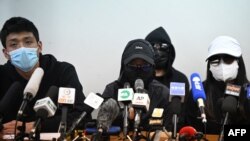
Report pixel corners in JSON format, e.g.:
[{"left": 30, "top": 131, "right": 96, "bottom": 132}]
[
  {"left": 118, "top": 39, "right": 155, "bottom": 87},
  {"left": 145, "top": 26, "right": 176, "bottom": 66}
]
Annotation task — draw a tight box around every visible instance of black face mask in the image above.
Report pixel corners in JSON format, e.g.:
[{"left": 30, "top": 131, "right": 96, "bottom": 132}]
[
  {"left": 123, "top": 64, "right": 154, "bottom": 87},
  {"left": 153, "top": 43, "right": 170, "bottom": 69}
]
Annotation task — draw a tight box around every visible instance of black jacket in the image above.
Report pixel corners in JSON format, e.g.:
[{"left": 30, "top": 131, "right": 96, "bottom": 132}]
[
  {"left": 185, "top": 80, "right": 250, "bottom": 134},
  {"left": 0, "top": 54, "right": 91, "bottom": 132},
  {"left": 102, "top": 79, "right": 171, "bottom": 131}
]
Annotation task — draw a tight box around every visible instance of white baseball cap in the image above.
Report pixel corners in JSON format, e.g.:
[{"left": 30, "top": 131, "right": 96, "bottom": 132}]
[{"left": 207, "top": 36, "right": 242, "bottom": 60}]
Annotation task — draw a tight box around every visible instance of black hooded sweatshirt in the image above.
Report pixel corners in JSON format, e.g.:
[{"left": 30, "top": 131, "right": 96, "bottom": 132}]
[
  {"left": 145, "top": 26, "right": 190, "bottom": 94},
  {"left": 102, "top": 39, "right": 172, "bottom": 131},
  {"left": 0, "top": 54, "right": 91, "bottom": 132},
  {"left": 145, "top": 27, "right": 190, "bottom": 131}
]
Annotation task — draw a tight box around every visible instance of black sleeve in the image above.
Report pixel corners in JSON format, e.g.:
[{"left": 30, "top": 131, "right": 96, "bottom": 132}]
[
  {"left": 183, "top": 90, "right": 204, "bottom": 132},
  {"left": 41, "top": 65, "right": 92, "bottom": 132}
]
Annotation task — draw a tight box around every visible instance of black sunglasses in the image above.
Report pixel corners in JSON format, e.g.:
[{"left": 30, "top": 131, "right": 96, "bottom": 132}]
[
  {"left": 209, "top": 55, "right": 237, "bottom": 65},
  {"left": 127, "top": 64, "right": 153, "bottom": 72}
]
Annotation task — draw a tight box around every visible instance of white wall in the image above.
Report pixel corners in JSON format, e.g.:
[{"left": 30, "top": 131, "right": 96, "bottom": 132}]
[{"left": 1, "top": 0, "right": 250, "bottom": 96}]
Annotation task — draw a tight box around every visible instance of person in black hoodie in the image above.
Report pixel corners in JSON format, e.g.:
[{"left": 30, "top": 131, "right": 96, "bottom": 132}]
[
  {"left": 102, "top": 39, "right": 171, "bottom": 135},
  {"left": 145, "top": 26, "right": 189, "bottom": 95},
  {"left": 145, "top": 27, "right": 190, "bottom": 132},
  {"left": 185, "top": 36, "right": 250, "bottom": 134},
  {"left": 0, "top": 17, "right": 91, "bottom": 137}
]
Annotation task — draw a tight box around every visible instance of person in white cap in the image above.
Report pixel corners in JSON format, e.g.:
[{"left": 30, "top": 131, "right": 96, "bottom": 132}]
[{"left": 184, "top": 36, "right": 250, "bottom": 135}]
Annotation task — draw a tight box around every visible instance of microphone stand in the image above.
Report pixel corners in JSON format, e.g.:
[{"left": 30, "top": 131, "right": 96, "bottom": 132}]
[
  {"left": 133, "top": 110, "right": 142, "bottom": 141},
  {"left": 218, "top": 112, "right": 229, "bottom": 141},
  {"left": 29, "top": 118, "right": 41, "bottom": 141},
  {"left": 172, "top": 114, "right": 178, "bottom": 140},
  {"left": 15, "top": 120, "right": 28, "bottom": 141},
  {"left": 58, "top": 107, "right": 68, "bottom": 141},
  {"left": 123, "top": 105, "right": 128, "bottom": 139}
]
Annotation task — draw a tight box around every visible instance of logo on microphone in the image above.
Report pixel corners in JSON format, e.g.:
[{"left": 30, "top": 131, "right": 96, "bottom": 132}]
[
  {"left": 193, "top": 76, "right": 202, "bottom": 90},
  {"left": 118, "top": 88, "right": 134, "bottom": 101},
  {"left": 225, "top": 84, "right": 241, "bottom": 97}
]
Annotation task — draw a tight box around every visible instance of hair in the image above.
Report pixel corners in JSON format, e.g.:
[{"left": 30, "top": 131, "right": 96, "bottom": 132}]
[
  {"left": 0, "top": 17, "right": 39, "bottom": 48},
  {"left": 205, "top": 56, "right": 249, "bottom": 120}
]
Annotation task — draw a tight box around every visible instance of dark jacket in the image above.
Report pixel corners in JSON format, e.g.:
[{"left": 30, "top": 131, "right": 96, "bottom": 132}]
[
  {"left": 145, "top": 27, "right": 190, "bottom": 131},
  {"left": 0, "top": 54, "right": 91, "bottom": 132},
  {"left": 102, "top": 80, "right": 171, "bottom": 130},
  {"left": 102, "top": 39, "right": 171, "bottom": 131},
  {"left": 185, "top": 80, "right": 250, "bottom": 134}
]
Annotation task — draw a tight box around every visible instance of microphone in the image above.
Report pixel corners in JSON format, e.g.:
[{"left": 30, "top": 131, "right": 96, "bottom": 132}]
[
  {"left": 132, "top": 79, "right": 150, "bottom": 112},
  {"left": 179, "top": 126, "right": 197, "bottom": 141},
  {"left": 117, "top": 82, "right": 134, "bottom": 137},
  {"left": 190, "top": 73, "right": 207, "bottom": 123},
  {"left": 17, "top": 67, "right": 44, "bottom": 118},
  {"left": 29, "top": 86, "right": 58, "bottom": 138},
  {"left": 0, "top": 82, "right": 23, "bottom": 131},
  {"left": 132, "top": 79, "right": 150, "bottom": 140},
  {"left": 218, "top": 83, "right": 240, "bottom": 141},
  {"left": 66, "top": 92, "right": 104, "bottom": 135},
  {"left": 169, "top": 82, "right": 185, "bottom": 139},
  {"left": 97, "top": 98, "right": 120, "bottom": 133},
  {"left": 179, "top": 126, "right": 204, "bottom": 141},
  {"left": 57, "top": 87, "right": 76, "bottom": 140}
]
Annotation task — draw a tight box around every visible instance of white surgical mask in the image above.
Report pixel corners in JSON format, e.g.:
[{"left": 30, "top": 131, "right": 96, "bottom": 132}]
[{"left": 209, "top": 60, "right": 239, "bottom": 82}]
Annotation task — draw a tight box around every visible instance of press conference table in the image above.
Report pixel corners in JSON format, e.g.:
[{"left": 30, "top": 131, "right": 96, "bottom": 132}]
[
  {"left": 2, "top": 132, "right": 219, "bottom": 141},
  {"left": 106, "top": 132, "right": 219, "bottom": 141}
]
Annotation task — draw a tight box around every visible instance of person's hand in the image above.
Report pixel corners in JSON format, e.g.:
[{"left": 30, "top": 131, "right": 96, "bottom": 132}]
[
  {"left": 128, "top": 107, "right": 135, "bottom": 120},
  {"left": 25, "top": 121, "right": 35, "bottom": 133},
  {"left": 2, "top": 120, "right": 22, "bottom": 135},
  {"left": 2, "top": 120, "right": 35, "bottom": 135}
]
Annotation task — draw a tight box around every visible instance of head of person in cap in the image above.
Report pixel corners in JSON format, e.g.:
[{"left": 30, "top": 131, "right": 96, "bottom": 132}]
[
  {"left": 120, "top": 39, "right": 155, "bottom": 87},
  {"left": 101, "top": 39, "right": 172, "bottom": 131},
  {"left": 184, "top": 35, "right": 250, "bottom": 135},
  {"left": 206, "top": 36, "right": 247, "bottom": 83}
]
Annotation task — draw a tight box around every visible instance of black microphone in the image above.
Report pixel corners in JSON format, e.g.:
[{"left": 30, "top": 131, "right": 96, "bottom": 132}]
[
  {"left": 0, "top": 82, "right": 23, "bottom": 131},
  {"left": 17, "top": 67, "right": 44, "bottom": 119},
  {"left": 96, "top": 98, "right": 120, "bottom": 133},
  {"left": 29, "top": 86, "right": 58, "bottom": 138},
  {"left": 169, "top": 82, "right": 185, "bottom": 139},
  {"left": 57, "top": 87, "right": 76, "bottom": 140},
  {"left": 218, "top": 83, "right": 240, "bottom": 141},
  {"left": 66, "top": 92, "right": 104, "bottom": 136}
]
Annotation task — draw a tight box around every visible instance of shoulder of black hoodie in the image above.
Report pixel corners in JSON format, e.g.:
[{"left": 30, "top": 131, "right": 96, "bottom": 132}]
[{"left": 38, "top": 54, "right": 91, "bottom": 132}]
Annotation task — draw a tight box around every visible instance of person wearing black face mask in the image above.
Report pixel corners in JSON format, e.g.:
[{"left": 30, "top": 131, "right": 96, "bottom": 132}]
[
  {"left": 145, "top": 27, "right": 189, "bottom": 96},
  {"left": 102, "top": 39, "right": 171, "bottom": 133},
  {"left": 145, "top": 27, "right": 190, "bottom": 131}
]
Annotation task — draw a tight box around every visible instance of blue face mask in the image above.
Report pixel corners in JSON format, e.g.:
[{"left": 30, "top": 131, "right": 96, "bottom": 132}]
[{"left": 9, "top": 47, "right": 39, "bottom": 72}]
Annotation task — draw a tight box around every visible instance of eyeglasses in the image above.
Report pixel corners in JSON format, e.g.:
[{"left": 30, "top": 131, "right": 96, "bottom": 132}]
[
  {"left": 209, "top": 55, "right": 237, "bottom": 66},
  {"left": 127, "top": 64, "right": 153, "bottom": 72},
  {"left": 152, "top": 43, "right": 170, "bottom": 52}
]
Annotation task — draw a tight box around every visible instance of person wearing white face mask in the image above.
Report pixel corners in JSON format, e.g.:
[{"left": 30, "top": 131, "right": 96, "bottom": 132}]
[{"left": 184, "top": 36, "right": 250, "bottom": 134}]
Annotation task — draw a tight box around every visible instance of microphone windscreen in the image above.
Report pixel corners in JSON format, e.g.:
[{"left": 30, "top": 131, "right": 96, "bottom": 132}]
[
  {"left": 124, "top": 82, "right": 130, "bottom": 88},
  {"left": 0, "top": 82, "right": 23, "bottom": 114},
  {"left": 45, "top": 86, "right": 59, "bottom": 101},
  {"left": 23, "top": 67, "right": 44, "bottom": 97},
  {"left": 190, "top": 73, "right": 206, "bottom": 101},
  {"left": 134, "top": 79, "right": 144, "bottom": 91},
  {"left": 179, "top": 126, "right": 197, "bottom": 138},
  {"left": 97, "top": 98, "right": 120, "bottom": 131},
  {"left": 221, "top": 96, "right": 237, "bottom": 114},
  {"left": 170, "top": 97, "right": 181, "bottom": 115}
]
